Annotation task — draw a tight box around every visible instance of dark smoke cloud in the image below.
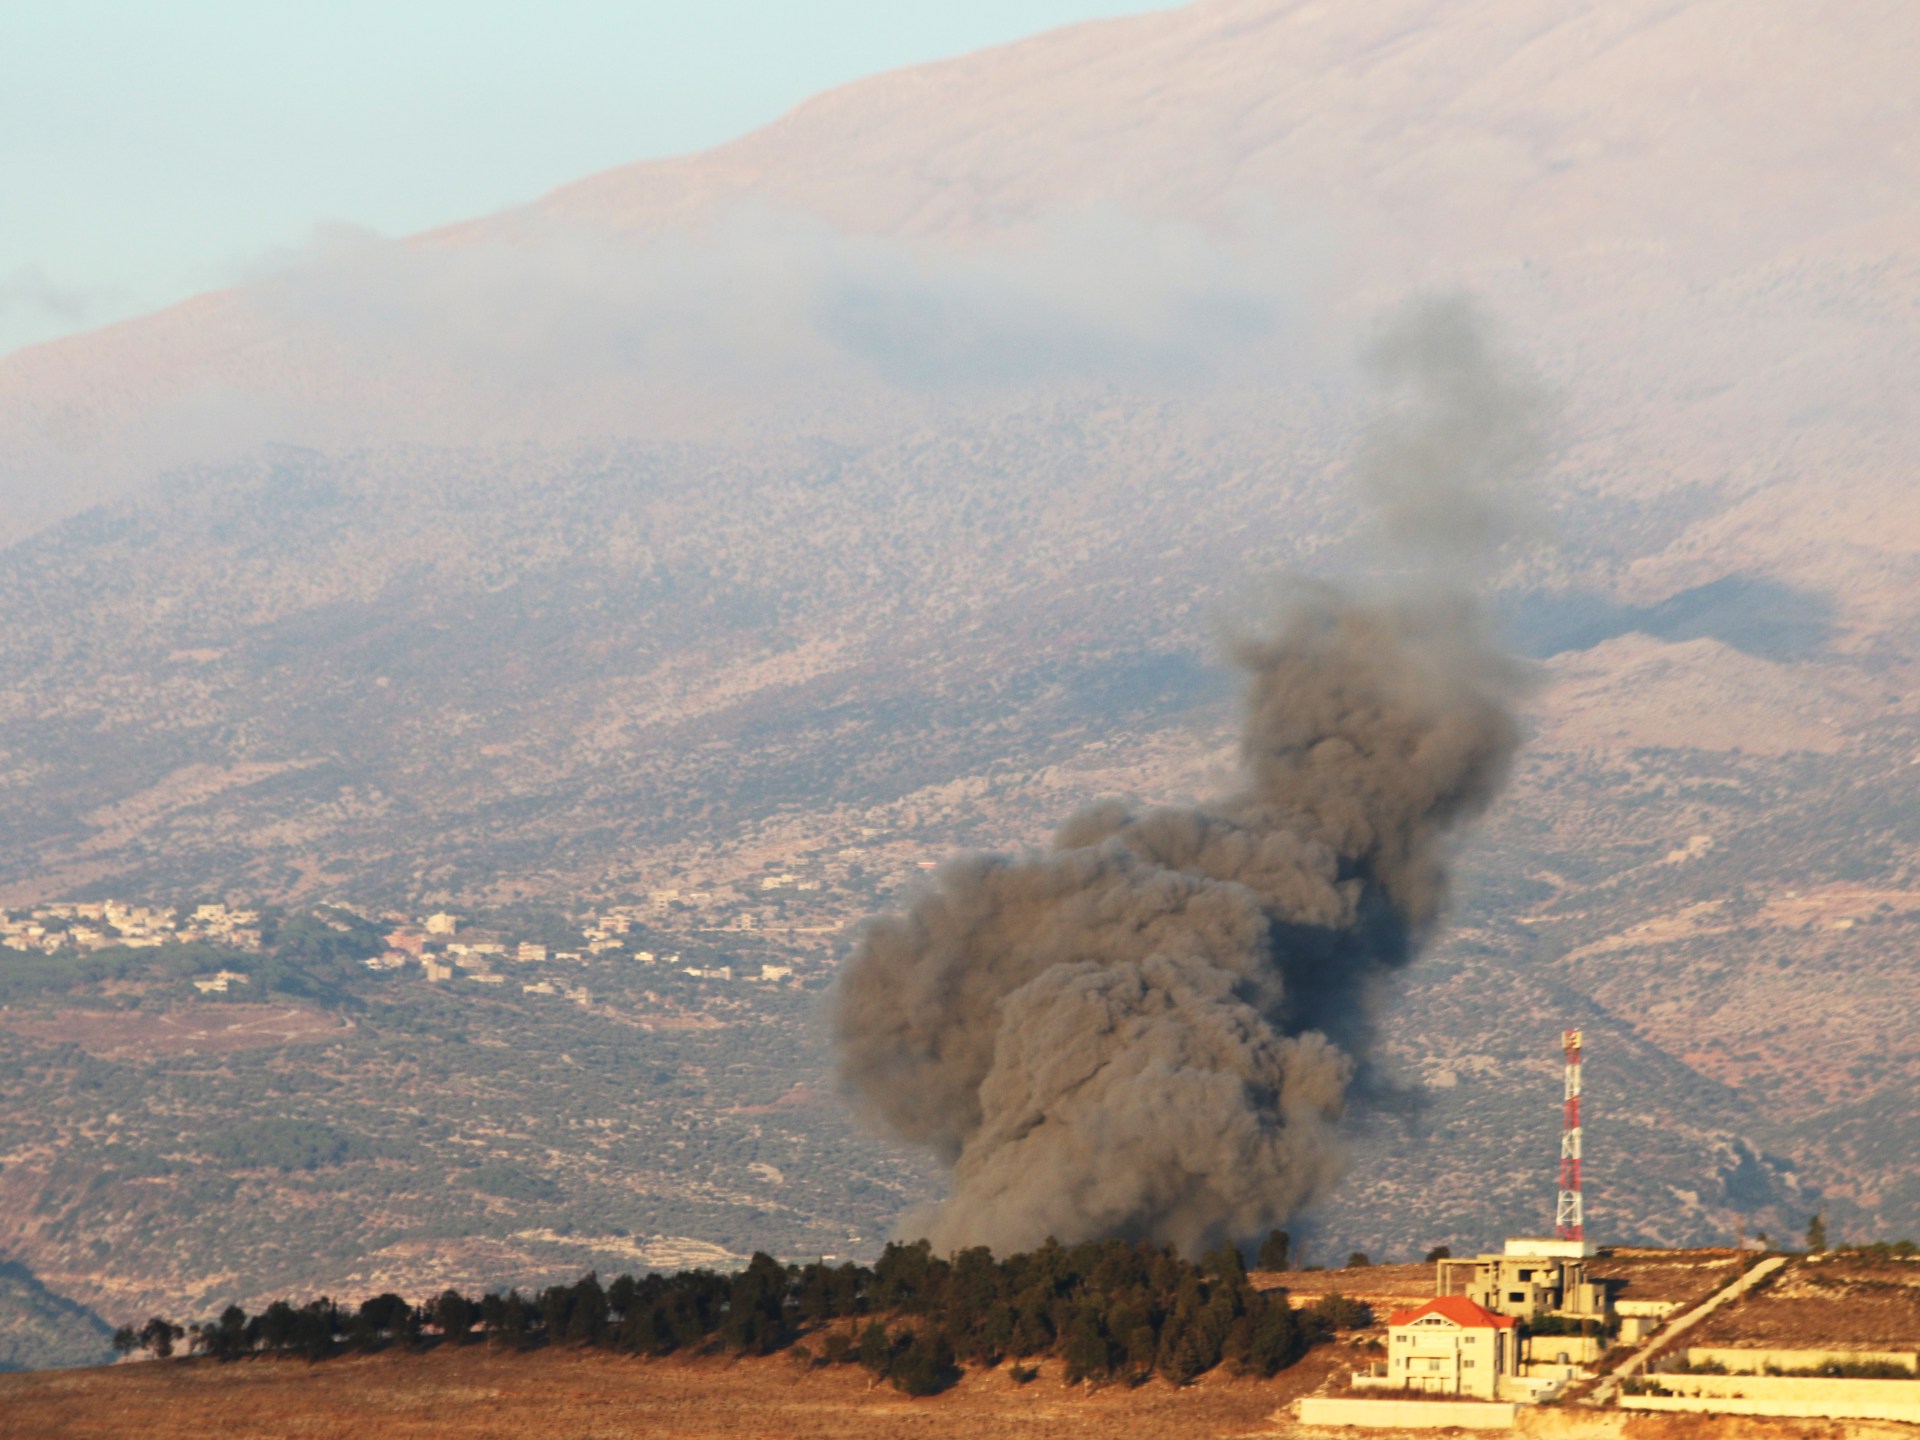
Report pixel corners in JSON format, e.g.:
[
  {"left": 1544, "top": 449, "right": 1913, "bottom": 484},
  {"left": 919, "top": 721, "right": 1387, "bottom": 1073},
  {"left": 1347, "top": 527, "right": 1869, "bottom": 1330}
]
[{"left": 831, "top": 294, "right": 1538, "bottom": 1257}]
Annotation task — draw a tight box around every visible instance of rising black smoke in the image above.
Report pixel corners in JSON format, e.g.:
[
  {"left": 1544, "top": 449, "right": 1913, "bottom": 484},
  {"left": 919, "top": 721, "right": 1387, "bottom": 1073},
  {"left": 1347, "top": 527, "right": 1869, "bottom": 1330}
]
[{"left": 832, "top": 294, "right": 1538, "bottom": 1257}]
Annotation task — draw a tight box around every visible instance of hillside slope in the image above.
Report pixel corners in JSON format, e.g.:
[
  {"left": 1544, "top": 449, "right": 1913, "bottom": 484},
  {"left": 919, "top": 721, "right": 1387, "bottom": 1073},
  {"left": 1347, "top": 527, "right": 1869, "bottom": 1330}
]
[
  {"left": 0, "top": 0, "right": 1914, "bottom": 1319},
  {"left": 2, "top": 0, "right": 1916, "bottom": 598},
  {"left": 0, "top": 1262, "right": 112, "bottom": 1374}
]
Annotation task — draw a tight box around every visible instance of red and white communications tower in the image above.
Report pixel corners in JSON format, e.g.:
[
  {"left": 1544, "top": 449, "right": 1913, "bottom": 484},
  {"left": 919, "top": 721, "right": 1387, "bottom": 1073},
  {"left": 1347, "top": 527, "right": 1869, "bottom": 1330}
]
[{"left": 1555, "top": 1028, "right": 1584, "bottom": 1242}]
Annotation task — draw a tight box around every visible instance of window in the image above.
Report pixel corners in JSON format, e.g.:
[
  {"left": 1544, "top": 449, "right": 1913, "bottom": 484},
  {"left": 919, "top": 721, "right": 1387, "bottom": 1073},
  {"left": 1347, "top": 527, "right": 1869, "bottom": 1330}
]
[
  {"left": 1508, "top": 1292, "right": 1526, "bottom": 1303},
  {"left": 1463, "top": 1359, "right": 1476, "bottom": 1368},
  {"left": 1427, "top": 1359, "right": 1443, "bottom": 1371}
]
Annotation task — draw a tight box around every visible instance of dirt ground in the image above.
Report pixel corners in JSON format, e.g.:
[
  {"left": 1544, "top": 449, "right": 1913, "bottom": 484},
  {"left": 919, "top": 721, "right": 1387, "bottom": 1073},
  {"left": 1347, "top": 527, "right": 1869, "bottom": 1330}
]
[
  {"left": 1252, "top": 1264, "right": 1433, "bottom": 1311},
  {"left": 5, "top": 1315, "right": 1911, "bottom": 1439},
  {"left": 0, "top": 1342, "right": 1352, "bottom": 1440},
  {"left": 1587, "top": 1250, "right": 1749, "bottom": 1308},
  {"left": 1689, "top": 1253, "right": 1920, "bottom": 1350},
  {"left": 0, "top": 1003, "right": 351, "bottom": 1059},
  {"left": 1255, "top": 1251, "right": 1754, "bottom": 1315},
  {"left": 6, "top": 1345, "right": 1910, "bottom": 1440}
]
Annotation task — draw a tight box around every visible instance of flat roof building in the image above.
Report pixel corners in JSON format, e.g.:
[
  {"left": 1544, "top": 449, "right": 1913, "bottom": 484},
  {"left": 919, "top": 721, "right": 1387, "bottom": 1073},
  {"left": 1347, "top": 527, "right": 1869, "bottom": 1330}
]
[{"left": 1437, "top": 1243, "right": 1613, "bottom": 1323}]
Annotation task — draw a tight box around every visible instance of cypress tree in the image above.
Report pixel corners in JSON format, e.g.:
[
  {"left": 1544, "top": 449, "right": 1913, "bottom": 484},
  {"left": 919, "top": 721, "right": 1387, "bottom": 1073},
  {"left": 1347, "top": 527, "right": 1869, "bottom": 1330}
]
[
  {"left": 1257, "top": 1230, "right": 1292, "bottom": 1271},
  {"left": 857, "top": 1318, "right": 892, "bottom": 1375}
]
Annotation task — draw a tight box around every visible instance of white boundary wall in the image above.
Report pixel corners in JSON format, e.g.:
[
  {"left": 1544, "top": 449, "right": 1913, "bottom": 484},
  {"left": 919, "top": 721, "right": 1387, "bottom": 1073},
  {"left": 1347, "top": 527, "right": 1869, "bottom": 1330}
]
[
  {"left": 1685, "top": 1345, "right": 1917, "bottom": 1373},
  {"left": 1625, "top": 1373, "right": 1920, "bottom": 1423},
  {"left": 1296, "top": 1397, "right": 1518, "bottom": 1429}
]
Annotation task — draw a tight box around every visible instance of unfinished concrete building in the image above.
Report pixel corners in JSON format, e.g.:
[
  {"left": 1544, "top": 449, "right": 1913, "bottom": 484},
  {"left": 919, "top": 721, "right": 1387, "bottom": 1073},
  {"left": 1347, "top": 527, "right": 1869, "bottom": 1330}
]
[{"left": 1436, "top": 1238, "right": 1614, "bottom": 1323}]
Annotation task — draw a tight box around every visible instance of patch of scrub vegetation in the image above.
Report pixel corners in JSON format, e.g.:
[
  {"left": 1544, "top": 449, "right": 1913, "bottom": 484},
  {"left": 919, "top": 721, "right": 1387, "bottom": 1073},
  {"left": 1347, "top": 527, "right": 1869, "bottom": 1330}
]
[
  {"left": 204, "top": 1118, "right": 373, "bottom": 1172},
  {"left": 0, "top": 1261, "right": 114, "bottom": 1372},
  {"left": 465, "top": 1162, "right": 563, "bottom": 1203}
]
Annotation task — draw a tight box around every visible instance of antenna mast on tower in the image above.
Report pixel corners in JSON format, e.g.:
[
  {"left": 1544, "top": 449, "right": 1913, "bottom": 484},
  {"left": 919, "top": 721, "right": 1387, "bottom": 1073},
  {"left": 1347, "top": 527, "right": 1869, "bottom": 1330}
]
[{"left": 1555, "top": 1029, "right": 1584, "bottom": 1241}]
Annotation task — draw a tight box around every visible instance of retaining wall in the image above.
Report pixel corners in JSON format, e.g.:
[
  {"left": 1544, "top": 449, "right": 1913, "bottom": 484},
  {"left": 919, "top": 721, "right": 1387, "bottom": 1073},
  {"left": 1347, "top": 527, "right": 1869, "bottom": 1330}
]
[
  {"left": 1296, "top": 1396, "right": 1517, "bottom": 1429},
  {"left": 1626, "top": 1372, "right": 1920, "bottom": 1422},
  {"left": 1685, "top": 1345, "right": 1917, "bottom": 1374},
  {"left": 1526, "top": 1334, "right": 1606, "bottom": 1365}
]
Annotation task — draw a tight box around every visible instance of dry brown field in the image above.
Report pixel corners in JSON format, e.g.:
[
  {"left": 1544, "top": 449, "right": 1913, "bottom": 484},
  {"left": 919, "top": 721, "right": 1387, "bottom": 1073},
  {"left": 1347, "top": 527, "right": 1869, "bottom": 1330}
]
[
  {"left": 1690, "top": 1253, "right": 1920, "bottom": 1351},
  {"left": 0, "top": 1343, "right": 1346, "bottom": 1440},
  {"left": 1587, "top": 1251, "right": 1749, "bottom": 1309},
  {"left": 1258, "top": 1253, "right": 1757, "bottom": 1316},
  {"left": 8, "top": 1342, "right": 1920, "bottom": 1440},
  {"left": 0, "top": 1003, "right": 351, "bottom": 1059},
  {"left": 1252, "top": 1264, "right": 1432, "bottom": 1312}
]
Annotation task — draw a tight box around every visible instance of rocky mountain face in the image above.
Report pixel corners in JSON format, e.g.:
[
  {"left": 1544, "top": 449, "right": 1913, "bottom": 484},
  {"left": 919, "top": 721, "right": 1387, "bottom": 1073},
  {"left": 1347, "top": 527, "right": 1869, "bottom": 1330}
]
[{"left": 0, "top": 0, "right": 1915, "bottom": 1330}]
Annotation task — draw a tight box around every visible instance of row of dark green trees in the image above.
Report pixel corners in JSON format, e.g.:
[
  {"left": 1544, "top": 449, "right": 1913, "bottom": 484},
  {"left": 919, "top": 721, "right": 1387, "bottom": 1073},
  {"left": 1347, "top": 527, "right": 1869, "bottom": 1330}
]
[{"left": 113, "top": 1236, "right": 1371, "bottom": 1395}]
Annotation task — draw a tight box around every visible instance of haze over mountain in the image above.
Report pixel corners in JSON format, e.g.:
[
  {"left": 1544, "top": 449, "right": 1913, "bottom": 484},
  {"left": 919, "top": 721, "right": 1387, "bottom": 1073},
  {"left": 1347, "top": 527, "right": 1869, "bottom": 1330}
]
[
  {"left": 7, "top": 0, "right": 1916, "bottom": 578},
  {"left": 0, "top": 0, "right": 1917, "bottom": 1338}
]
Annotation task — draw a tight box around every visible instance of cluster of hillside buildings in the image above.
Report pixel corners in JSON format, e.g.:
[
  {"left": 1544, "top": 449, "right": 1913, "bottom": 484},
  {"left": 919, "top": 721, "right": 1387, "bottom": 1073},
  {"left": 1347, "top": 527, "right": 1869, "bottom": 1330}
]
[
  {"left": 1353, "top": 1238, "right": 1672, "bottom": 1404},
  {"left": 4, "top": 846, "right": 921, "bottom": 1000},
  {"left": 0, "top": 900, "right": 262, "bottom": 956},
  {"left": 1310, "top": 1240, "right": 1920, "bottom": 1428},
  {"left": 375, "top": 910, "right": 794, "bottom": 995},
  {"left": 1, "top": 898, "right": 801, "bottom": 1000}
]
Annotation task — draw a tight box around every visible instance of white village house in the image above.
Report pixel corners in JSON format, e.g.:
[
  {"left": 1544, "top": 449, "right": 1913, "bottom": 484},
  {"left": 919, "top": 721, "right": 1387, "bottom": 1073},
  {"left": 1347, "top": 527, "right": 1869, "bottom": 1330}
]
[{"left": 1356, "top": 1296, "right": 1518, "bottom": 1401}]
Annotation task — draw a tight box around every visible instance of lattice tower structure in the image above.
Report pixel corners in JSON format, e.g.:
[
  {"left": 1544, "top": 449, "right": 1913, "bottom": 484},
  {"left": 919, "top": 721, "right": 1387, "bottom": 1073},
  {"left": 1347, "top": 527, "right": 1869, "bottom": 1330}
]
[{"left": 1555, "top": 1028, "right": 1584, "bottom": 1241}]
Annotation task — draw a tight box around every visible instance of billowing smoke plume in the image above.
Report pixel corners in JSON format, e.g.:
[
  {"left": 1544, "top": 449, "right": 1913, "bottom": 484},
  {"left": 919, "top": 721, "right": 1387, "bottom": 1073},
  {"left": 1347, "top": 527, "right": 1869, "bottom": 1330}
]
[{"left": 832, "top": 295, "right": 1539, "bottom": 1257}]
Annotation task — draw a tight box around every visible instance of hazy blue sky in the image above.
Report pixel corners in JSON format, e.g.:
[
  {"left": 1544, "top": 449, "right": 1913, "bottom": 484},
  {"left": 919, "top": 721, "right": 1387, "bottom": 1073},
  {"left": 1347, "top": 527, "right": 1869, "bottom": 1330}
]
[{"left": 1, "top": 0, "right": 1169, "bottom": 357}]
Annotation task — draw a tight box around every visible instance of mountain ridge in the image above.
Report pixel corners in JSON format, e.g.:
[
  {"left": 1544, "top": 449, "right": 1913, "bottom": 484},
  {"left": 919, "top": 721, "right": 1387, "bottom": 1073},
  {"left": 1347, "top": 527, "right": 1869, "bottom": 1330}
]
[{"left": 0, "top": 0, "right": 1914, "bottom": 1333}]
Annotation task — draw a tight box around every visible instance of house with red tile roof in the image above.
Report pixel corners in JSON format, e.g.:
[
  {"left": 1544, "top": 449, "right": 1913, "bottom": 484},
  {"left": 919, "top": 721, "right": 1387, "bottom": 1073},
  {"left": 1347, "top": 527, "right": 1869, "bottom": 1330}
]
[{"left": 1367, "top": 1296, "right": 1519, "bottom": 1400}]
